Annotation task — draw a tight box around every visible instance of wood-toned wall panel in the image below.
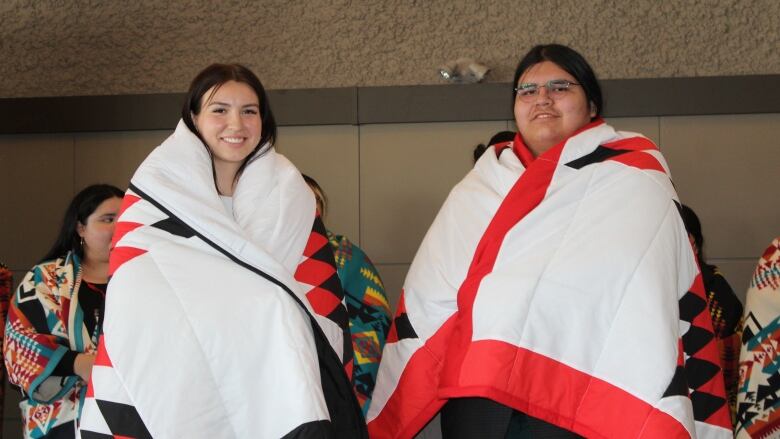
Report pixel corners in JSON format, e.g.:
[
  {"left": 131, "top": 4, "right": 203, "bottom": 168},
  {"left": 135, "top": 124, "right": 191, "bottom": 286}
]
[{"left": 0, "top": 135, "right": 74, "bottom": 271}]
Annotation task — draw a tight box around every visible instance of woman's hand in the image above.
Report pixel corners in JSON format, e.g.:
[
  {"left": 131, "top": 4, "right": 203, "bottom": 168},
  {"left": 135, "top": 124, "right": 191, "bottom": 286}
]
[{"left": 74, "top": 353, "right": 96, "bottom": 382}]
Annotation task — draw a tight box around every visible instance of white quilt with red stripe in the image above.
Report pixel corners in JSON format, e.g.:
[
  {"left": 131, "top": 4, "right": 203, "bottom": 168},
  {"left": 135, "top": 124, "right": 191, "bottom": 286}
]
[
  {"left": 367, "top": 120, "right": 732, "bottom": 438},
  {"left": 78, "top": 121, "right": 359, "bottom": 438}
]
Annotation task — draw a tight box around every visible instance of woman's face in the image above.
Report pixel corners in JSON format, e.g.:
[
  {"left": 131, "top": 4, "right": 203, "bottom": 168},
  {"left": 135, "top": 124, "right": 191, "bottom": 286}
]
[
  {"left": 513, "top": 61, "right": 595, "bottom": 156},
  {"left": 193, "top": 80, "right": 262, "bottom": 181},
  {"left": 78, "top": 197, "right": 122, "bottom": 263}
]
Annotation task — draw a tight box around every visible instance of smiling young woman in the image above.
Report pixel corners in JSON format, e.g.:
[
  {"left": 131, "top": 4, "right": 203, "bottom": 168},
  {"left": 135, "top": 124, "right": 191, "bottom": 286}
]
[
  {"left": 182, "top": 65, "right": 276, "bottom": 197},
  {"left": 78, "top": 64, "right": 367, "bottom": 438},
  {"left": 191, "top": 80, "right": 263, "bottom": 195}
]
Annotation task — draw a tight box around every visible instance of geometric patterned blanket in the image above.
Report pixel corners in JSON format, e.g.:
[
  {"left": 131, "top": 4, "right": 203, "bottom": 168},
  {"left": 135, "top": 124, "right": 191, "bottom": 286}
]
[
  {"left": 328, "top": 232, "right": 391, "bottom": 416},
  {"left": 737, "top": 238, "right": 780, "bottom": 438},
  {"left": 79, "top": 120, "right": 365, "bottom": 438},
  {"left": 368, "top": 120, "right": 733, "bottom": 438}
]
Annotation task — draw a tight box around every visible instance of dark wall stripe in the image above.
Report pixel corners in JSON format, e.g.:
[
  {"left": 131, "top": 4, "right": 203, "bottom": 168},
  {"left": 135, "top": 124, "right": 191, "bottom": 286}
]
[
  {"left": 603, "top": 75, "right": 780, "bottom": 117},
  {"left": 1, "top": 75, "right": 778, "bottom": 134},
  {"left": 358, "top": 83, "right": 512, "bottom": 124},
  {"left": 270, "top": 87, "right": 357, "bottom": 126},
  {"left": 0, "top": 93, "right": 182, "bottom": 134}
]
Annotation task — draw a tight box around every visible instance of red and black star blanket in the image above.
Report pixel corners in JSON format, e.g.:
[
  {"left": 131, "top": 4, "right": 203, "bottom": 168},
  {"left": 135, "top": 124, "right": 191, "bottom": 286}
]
[
  {"left": 78, "top": 121, "right": 366, "bottom": 438},
  {"left": 367, "top": 120, "right": 732, "bottom": 438}
]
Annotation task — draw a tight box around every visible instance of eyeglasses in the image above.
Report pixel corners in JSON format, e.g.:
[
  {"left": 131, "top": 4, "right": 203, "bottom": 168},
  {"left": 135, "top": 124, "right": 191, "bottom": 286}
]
[{"left": 514, "top": 79, "right": 580, "bottom": 102}]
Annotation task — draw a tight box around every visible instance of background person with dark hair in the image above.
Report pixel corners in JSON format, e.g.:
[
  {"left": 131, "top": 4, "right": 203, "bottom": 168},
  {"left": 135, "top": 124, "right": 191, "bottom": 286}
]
[
  {"left": 303, "top": 174, "right": 391, "bottom": 417},
  {"left": 736, "top": 237, "right": 780, "bottom": 438},
  {"left": 680, "top": 204, "right": 743, "bottom": 427},
  {"left": 3, "top": 184, "right": 123, "bottom": 439}
]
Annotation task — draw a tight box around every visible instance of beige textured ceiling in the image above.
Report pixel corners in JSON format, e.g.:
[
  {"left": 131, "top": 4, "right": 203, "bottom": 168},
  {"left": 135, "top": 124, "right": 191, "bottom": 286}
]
[{"left": 1, "top": 0, "right": 777, "bottom": 97}]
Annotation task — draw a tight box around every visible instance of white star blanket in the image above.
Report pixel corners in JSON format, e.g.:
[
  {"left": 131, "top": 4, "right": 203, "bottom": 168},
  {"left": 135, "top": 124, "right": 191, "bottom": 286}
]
[
  {"left": 367, "top": 120, "right": 732, "bottom": 438},
  {"left": 78, "top": 121, "right": 365, "bottom": 438}
]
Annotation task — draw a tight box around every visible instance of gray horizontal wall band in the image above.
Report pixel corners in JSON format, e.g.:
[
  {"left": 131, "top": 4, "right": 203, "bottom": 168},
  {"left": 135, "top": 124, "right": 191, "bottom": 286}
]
[
  {"left": 0, "top": 75, "right": 777, "bottom": 134},
  {"left": 358, "top": 83, "right": 513, "bottom": 124},
  {"left": 359, "top": 75, "right": 780, "bottom": 123},
  {"left": 269, "top": 87, "right": 357, "bottom": 126},
  {"left": 0, "top": 88, "right": 357, "bottom": 134},
  {"left": 603, "top": 75, "right": 780, "bottom": 117},
  {"left": 0, "top": 93, "right": 182, "bottom": 134}
]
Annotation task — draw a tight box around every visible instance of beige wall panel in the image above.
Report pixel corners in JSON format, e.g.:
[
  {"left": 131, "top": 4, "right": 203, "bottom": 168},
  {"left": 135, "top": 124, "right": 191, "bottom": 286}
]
[
  {"left": 661, "top": 114, "right": 780, "bottom": 259},
  {"left": 3, "top": 419, "right": 22, "bottom": 439},
  {"left": 74, "top": 130, "right": 169, "bottom": 191},
  {"left": 276, "top": 125, "right": 360, "bottom": 243},
  {"left": 713, "top": 259, "right": 762, "bottom": 305},
  {"left": 374, "top": 264, "right": 410, "bottom": 315},
  {"left": 3, "top": 381, "right": 14, "bottom": 417},
  {"left": 3, "top": 379, "right": 22, "bottom": 419},
  {"left": 0, "top": 135, "right": 74, "bottom": 271},
  {"left": 10, "top": 270, "right": 24, "bottom": 292},
  {"left": 361, "top": 121, "right": 508, "bottom": 264},
  {"left": 605, "top": 117, "right": 660, "bottom": 145}
]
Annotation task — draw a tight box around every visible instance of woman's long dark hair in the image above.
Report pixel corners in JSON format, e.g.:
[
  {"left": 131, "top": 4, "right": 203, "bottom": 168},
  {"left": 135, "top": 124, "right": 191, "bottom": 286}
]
[
  {"left": 182, "top": 63, "right": 277, "bottom": 193},
  {"left": 40, "top": 184, "right": 124, "bottom": 263}
]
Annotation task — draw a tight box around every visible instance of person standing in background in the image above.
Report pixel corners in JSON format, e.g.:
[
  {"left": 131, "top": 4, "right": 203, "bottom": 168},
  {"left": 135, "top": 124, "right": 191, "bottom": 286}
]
[
  {"left": 736, "top": 237, "right": 780, "bottom": 438},
  {"left": 303, "top": 174, "right": 392, "bottom": 417},
  {"left": 680, "top": 204, "right": 743, "bottom": 427},
  {"left": 3, "top": 184, "right": 123, "bottom": 438}
]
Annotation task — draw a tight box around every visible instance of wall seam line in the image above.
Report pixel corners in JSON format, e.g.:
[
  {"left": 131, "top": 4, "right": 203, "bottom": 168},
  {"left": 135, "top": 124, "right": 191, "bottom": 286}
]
[{"left": 356, "top": 86, "right": 362, "bottom": 246}]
